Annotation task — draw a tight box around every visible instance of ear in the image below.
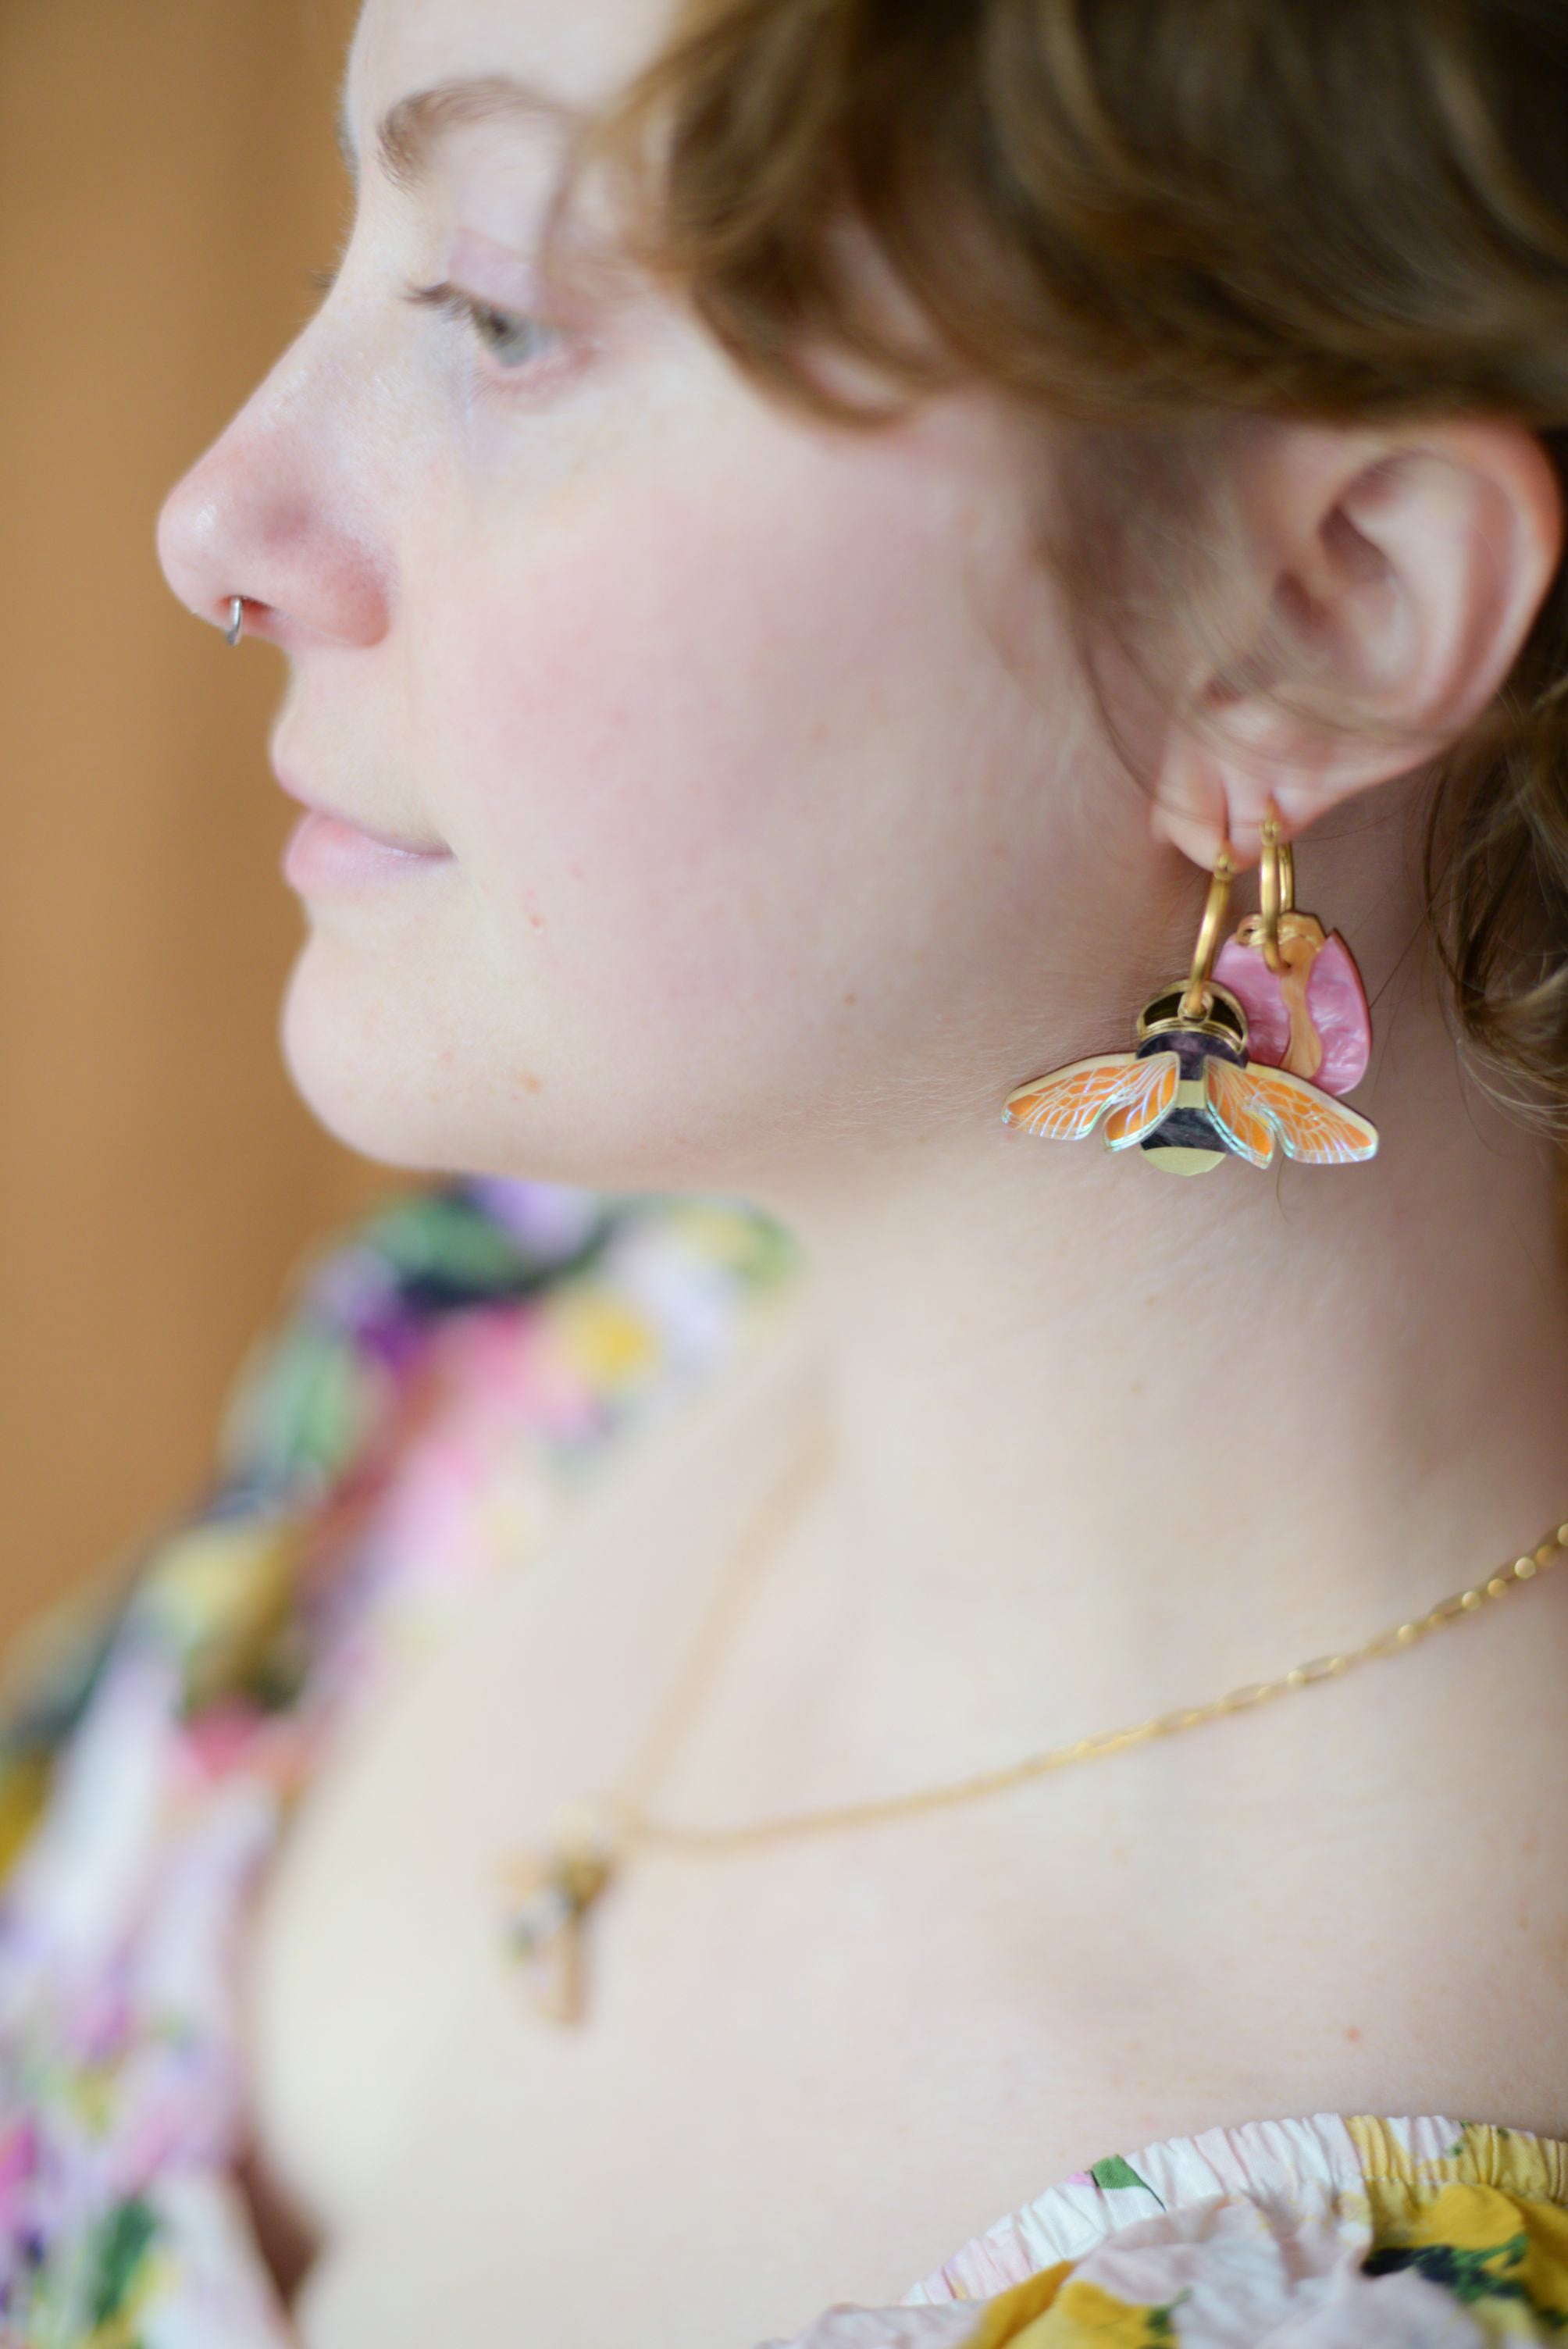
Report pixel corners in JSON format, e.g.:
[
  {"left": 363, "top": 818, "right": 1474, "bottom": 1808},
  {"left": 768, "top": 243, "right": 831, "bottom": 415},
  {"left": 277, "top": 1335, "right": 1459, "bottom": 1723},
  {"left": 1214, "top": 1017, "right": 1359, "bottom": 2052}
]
[{"left": 1148, "top": 417, "right": 1565, "bottom": 868}]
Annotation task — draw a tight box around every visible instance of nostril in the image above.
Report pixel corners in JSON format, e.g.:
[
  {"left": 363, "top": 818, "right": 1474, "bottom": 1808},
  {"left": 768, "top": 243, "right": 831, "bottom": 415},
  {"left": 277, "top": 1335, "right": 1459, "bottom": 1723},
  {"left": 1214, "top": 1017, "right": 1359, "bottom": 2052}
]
[{"left": 153, "top": 420, "right": 391, "bottom": 652}]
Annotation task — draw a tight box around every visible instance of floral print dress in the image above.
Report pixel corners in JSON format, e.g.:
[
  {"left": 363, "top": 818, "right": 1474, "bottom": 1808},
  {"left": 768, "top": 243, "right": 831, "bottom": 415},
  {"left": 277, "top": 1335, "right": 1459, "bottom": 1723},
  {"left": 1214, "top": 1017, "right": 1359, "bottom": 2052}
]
[{"left": 0, "top": 1174, "right": 1562, "bottom": 2348}]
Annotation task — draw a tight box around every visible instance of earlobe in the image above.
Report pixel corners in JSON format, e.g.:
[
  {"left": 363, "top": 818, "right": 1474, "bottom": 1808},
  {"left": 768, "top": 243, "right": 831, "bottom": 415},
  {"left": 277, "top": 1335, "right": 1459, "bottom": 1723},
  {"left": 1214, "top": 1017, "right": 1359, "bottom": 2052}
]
[
  {"left": 1149, "top": 731, "right": 1232, "bottom": 860},
  {"left": 1148, "top": 416, "right": 1566, "bottom": 871}
]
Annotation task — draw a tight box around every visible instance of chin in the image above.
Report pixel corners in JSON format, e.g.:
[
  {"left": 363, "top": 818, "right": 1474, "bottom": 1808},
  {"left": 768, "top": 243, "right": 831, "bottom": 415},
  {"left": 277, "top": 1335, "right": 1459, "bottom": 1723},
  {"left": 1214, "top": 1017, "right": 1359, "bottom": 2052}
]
[
  {"left": 274, "top": 949, "right": 738, "bottom": 1195},
  {"left": 275, "top": 949, "right": 478, "bottom": 1176}
]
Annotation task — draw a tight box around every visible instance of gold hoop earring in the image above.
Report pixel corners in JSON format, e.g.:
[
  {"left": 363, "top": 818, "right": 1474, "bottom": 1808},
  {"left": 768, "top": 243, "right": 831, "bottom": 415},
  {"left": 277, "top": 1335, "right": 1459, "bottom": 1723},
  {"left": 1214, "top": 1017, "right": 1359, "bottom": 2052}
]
[
  {"left": 1177, "top": 837, "right": 1235, "bottom": 1025},
  {"left": 1256, "top": 800, "right": 1291, "bottom": 973}
]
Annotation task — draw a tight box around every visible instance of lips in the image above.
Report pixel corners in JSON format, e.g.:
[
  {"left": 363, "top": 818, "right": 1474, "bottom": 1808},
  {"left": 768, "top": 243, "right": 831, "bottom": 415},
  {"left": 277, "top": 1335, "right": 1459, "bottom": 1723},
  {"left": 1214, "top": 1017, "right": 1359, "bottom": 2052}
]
[{"left": 272, "top": 765, "right": 450, "bottom": 857}]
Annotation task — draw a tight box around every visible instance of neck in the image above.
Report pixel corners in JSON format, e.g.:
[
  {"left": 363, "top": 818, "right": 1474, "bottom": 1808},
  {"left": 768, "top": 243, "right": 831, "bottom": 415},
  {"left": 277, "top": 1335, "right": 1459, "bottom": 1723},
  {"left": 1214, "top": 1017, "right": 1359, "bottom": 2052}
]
[{"left": 740, "top": 885, "right": 1568, "bottom": 1799}]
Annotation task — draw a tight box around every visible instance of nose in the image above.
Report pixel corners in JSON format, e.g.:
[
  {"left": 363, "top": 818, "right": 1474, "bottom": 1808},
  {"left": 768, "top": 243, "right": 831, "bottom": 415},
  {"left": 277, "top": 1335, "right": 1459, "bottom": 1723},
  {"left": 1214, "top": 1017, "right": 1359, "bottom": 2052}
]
[{"left": 155, "top": 331, "right": 392, "bottom": 652}]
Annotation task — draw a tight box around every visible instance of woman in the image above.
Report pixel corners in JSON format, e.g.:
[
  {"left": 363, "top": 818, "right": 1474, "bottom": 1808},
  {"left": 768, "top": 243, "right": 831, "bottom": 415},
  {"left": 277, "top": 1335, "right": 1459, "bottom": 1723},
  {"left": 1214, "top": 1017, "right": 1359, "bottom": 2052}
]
[{"left": 5, "top": 0, "right": 1568, "bottom": 2340}]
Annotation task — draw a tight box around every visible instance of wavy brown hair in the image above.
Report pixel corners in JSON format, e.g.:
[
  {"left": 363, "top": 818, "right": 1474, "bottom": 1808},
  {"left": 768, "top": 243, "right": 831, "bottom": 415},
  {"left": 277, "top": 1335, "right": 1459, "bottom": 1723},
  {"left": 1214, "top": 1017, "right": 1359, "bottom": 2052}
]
[{"left": 564, "top": 0, "right": 1568, "bottom": 1131}]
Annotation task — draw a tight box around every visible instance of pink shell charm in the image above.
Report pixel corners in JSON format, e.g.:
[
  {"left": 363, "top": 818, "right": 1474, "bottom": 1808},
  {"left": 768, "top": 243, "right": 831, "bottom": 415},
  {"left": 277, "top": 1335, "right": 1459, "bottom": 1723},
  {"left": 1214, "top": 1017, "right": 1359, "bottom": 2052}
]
[{"left": 1213, "top": 929, "right": 1371, "bottom": 1095}]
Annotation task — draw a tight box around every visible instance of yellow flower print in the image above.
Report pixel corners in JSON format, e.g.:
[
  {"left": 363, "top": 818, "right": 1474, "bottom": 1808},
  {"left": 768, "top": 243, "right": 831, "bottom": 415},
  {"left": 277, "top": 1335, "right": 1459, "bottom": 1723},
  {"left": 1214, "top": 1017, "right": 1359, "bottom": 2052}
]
[
  {"left": 0, "top": 1750, "right": 52, "bottom": 1883},
  {"left": 1346, "top": 2116, "right": 1568, "bottom": 2205},
  {"left": 549, "top": 1289, "right": 659, "bottom": 1388},
  {"left": 134, "top": 1516, "right": 301, "bottom": 1709},
  {"left": 961, "top": 2263, "right": 1179, "bottom": 2347},
  {"left": 1449, "top": 2125, "right": 1568, "bottom": 2209},
  {"left": 957, "top": 2260, "right": 1072, "bottom": 2344},
  {"left": 1394, "top": 2183, "right": 1538, "bottom": 2258}
]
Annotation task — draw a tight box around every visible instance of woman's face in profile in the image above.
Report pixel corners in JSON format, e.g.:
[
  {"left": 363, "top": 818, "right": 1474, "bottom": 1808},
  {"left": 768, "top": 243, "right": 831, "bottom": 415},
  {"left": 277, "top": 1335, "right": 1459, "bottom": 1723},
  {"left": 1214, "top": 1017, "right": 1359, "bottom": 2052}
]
[{"left": 157, "top": 0, "right": 1111, "bottom": 1203}]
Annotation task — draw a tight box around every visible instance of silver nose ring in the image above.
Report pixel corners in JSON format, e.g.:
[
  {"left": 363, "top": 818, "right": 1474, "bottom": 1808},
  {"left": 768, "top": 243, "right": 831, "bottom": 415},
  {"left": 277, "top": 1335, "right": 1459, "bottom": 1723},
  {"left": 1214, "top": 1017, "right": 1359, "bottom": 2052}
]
[{"left": 226, "top": 597, "right": 245, "bottom": 647}]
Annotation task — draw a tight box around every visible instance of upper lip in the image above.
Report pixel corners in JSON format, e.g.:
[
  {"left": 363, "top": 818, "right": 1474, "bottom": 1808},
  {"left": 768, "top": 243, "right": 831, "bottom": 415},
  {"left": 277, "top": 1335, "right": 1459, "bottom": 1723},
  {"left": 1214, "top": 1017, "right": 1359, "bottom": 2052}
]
[{"left": 272, "top": 765, "right": 450, "bottom": 857}]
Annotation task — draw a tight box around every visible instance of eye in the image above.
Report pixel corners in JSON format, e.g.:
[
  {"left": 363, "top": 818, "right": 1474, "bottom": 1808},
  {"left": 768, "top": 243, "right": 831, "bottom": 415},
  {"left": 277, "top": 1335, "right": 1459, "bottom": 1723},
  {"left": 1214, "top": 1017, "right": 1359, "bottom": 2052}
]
[{"left": 402, "top": 279, "right": 566, "bottom": 376}]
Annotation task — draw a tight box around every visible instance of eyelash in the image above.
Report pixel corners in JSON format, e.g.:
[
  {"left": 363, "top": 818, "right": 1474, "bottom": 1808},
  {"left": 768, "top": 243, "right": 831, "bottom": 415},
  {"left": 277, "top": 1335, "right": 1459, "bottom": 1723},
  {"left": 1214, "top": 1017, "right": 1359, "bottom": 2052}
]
[
  {"left": 305, "top": 266, "right": 568, "bottom": 387},
  {"left": 400, "top": 280, "right": 565, "bottom": 379}
]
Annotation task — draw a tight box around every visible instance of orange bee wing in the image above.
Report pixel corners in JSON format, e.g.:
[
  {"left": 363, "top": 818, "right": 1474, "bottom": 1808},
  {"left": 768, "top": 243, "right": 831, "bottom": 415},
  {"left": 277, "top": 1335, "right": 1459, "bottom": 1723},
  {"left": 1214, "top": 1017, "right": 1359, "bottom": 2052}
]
[
  {"left": 1102, "top": 1051, "right": 1181, "bottom": 1150},
  {"left": 1205, "top": 1055, "right": 1379, "bottom": 1168},
  {"left": 1201, "top": 1056, "right": 1278, "bottom": 1167},
  {"left": 1004, "top": 1051, "right": 1177, "bottom": 1144}
]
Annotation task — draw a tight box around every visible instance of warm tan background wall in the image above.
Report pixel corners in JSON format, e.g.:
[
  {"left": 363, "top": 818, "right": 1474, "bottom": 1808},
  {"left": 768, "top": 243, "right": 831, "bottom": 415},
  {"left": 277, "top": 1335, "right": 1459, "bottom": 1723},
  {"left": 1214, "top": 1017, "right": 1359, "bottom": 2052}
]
[{"left": 0, "top": 0, "right": 417, "bottom": 1649}]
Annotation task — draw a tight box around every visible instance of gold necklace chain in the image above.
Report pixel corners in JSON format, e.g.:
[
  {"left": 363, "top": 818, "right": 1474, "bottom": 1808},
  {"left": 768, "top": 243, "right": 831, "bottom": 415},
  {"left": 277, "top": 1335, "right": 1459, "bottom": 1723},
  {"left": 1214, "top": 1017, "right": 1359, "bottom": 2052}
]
[{"left": 497, "top": 1415, "right": 1568, "bottom": 2019}]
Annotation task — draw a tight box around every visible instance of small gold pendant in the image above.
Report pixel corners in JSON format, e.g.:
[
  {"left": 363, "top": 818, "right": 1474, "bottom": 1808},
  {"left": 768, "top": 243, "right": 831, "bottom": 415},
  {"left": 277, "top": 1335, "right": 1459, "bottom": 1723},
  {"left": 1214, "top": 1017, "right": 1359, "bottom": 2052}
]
[{"left": 498, "top": 1831, "right": 616, "bottom": 2025}]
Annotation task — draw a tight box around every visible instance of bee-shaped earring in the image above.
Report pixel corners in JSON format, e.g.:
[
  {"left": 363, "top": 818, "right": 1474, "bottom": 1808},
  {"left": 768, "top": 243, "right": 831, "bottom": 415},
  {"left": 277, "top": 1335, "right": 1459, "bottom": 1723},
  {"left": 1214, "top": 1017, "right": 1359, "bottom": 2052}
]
[{"left": 1003, "top": 801, "right": 1378, "bottom": 1176}]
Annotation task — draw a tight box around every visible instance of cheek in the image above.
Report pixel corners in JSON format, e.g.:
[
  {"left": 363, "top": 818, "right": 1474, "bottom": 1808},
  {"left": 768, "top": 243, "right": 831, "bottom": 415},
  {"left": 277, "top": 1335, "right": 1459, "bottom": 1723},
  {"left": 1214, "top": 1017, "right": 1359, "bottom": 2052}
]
[
  {"left": 327, "top": 395, "right": 1114, "bottom": 1195},
  {"left": 422, "top": 433, "right": 978, "bottom": 1043}
]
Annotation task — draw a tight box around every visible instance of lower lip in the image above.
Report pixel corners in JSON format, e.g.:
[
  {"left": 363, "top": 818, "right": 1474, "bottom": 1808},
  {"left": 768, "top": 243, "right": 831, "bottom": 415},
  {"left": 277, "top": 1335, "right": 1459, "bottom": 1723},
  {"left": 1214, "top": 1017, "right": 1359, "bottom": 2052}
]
[{"left": 283, "top": 810, "right": 454, "bottom": 894}]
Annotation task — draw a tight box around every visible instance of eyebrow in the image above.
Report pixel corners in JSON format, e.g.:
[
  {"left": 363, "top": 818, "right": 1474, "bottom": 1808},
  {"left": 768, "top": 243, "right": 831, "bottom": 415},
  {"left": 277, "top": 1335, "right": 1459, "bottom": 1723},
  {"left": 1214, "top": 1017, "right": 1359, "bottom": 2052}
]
[{"left": 337, "top": 72, "right": 582, "bottom": 194}]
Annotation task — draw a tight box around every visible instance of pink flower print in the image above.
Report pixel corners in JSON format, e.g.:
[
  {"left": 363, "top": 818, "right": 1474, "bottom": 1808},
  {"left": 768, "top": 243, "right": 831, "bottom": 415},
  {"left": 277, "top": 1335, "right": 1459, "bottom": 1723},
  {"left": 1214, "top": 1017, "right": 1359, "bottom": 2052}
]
[{"left": 0, "top": 2120, "right": 37, "bottom": 2232}]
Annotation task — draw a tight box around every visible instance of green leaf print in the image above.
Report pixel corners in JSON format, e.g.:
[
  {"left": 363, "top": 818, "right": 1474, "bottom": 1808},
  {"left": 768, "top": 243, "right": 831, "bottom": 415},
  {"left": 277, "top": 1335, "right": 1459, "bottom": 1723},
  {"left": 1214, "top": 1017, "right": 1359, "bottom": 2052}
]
[
  {"left": 363, "top": 1192, "right": 547, "bottom": 1290},
  {"left": 1363, "top": 2236, "right": 1568, "bottom": 2329},
  {"left": 87, "top": 2197, "right": 159, "bottom": 2325},
  {"left": 1089, "top": 2154, "right": 1166, "bottom": 2206}
]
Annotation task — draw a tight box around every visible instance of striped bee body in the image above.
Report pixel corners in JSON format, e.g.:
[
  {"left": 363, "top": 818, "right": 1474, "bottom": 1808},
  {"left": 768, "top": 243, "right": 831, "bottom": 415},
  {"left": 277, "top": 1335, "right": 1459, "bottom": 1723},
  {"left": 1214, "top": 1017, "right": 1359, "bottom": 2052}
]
[{"left": 1003, "top": 982, "right": 1378, "bottom": 1177}]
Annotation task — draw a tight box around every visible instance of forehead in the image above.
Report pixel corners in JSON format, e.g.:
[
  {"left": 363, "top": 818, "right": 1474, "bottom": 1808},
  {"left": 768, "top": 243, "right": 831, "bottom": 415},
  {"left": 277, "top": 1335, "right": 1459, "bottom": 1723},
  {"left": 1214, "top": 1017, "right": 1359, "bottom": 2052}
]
[{"left": 347, "top": 0, "right": 680, "bottom": 124}]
